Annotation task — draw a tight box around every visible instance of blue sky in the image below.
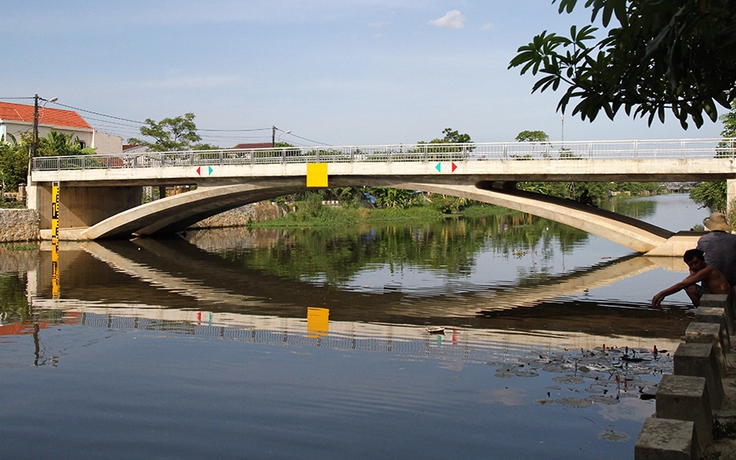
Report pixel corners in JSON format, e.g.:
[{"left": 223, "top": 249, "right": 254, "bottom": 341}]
[{"left": 3, "top": 1, "right": 725, "bottom": 147}]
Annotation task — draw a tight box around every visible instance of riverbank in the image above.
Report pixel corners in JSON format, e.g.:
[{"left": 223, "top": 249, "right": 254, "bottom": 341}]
[{"left": 247, "top": 201, "right": 510, "bottom": 229}]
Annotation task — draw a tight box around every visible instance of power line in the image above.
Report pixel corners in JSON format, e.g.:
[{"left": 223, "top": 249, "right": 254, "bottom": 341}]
[
  {"left": 285, "top": 132, "right": 331, "bottom": 146},
  {"left": 2, "top": 97, "right": 332, "bottom": 147},
  {"left": 198, "top": 127, "right": 271, "bottom": 132},
  {"left": 52, "top": 101, "right": 146, "bottom": 125}
]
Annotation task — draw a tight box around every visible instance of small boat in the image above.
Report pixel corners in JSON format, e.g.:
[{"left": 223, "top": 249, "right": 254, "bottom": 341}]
[{"left": 426, "top": 326, "right": 445, "bottom": 334}]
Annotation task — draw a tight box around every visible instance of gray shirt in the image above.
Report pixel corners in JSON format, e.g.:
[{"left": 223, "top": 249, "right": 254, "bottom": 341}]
[{"left": 697, "top": 230, "right": 736, "bottom": 286}]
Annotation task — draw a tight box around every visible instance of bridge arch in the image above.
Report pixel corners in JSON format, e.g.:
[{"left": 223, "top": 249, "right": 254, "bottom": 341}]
[{"left": 80, "top": 179, "right": 696, "bottom": 256}]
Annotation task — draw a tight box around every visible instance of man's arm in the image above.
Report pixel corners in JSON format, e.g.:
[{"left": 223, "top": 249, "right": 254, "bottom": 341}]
[{"left": 652, "top": 269, "right": 711, "bottom": 307}]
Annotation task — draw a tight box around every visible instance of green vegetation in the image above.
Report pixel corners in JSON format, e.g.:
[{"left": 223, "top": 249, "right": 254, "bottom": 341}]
[
  {"left": 515, "top": 130, "right": 550, "bottom": 143},
  {"left": 230, "top": 213, "right": 590, "bottom": 285},
  {"left": 689, "top": 100, "right": 736, "bottom": 214},
  {"left": 518, "top": 181, "right": 663, "bottom": 203},
  {"left": 509, "top": 0, "right": 736, "bottom": 128},
  {"left": 0, "top": 130, "right": 95, "bottom": 197},
  {"left": 513, "top": 131, "right": 664, "bottom": 203},
  {"left": 127, "top": 113, "right": 220, "bottom": 151},
  {"left": 0, "top": 272, "right": 29, "bottom": 321},
  {"left": 251, "top": 193, "right": 506, "bottom": 229},
  {"left": 3, "top": 243, "right": 37, "bottom": 251}
]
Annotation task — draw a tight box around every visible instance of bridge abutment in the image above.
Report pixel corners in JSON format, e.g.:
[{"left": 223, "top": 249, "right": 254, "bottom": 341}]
[{"left": 29, "top": 184, "right": 142, "bottom": 231}]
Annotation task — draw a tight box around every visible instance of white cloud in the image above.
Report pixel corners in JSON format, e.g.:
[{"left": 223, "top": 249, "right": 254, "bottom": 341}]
[
  {"left": 429, "top": 10, "right": 465, "bottom": 29},
  {"left": 481, "top": 22, "right": 495, "bottom": 31}
]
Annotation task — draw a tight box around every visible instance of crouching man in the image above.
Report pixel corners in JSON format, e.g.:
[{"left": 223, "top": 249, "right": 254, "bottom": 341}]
[{"left": 652, "top": 248, "right": 732, "bottom": 308}]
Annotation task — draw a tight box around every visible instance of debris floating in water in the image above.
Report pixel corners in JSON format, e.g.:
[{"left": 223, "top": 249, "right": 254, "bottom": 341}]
[{"left": 490, "top": 343, "right": 672, "bottom": 407}]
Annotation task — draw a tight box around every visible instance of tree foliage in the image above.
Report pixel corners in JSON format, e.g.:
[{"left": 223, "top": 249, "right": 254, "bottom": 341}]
[
  {"left": 513, "top": 129, "right": 663, "bottom": 201},
  {"left": 509, "top": 0, "right": 736, "bottom": 128},
  {"left": 0, "top": 140, "right": 27, "bottom": 191},
  {"left": 38, "top": 131, "right": 95, "bottom": 157},
  {"left": 515, "top": 130, "right": 550, "bottom": 143},
  {"left": 690, "top": 180, "right": 727, "bottom": 212},
  {"left": 0, "top": 131, "right": 94, "bottom": 192},
  {"left": 690, "top": 100, "right": 736, "bottom": 212},
  {"left": 128, "top": 113, "right": 206, "bottom": 151},
  {"left": 420, "top": 127, "right": 472, "bottom": 145}
]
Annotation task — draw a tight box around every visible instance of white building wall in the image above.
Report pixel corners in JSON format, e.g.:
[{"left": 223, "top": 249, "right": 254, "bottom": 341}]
[
  {"left": 92, "top": 131, "right": 123, "bottom": 154},
  {"left": 1, "top": 120, "right": 93, "bottom": 147}
]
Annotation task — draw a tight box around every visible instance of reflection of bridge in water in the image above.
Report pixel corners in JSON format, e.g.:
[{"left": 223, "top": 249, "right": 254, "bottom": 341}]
[
  {"left": 32, "top": 238, "right": 692, "bottom": 342},
  {"left": 32, "top": 298, "right": 682, "bottom": 363}
]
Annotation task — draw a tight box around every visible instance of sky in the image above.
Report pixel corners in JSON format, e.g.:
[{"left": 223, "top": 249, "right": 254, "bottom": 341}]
[{"left": 3, "top": 0, "right": 726, "bottom": 148}]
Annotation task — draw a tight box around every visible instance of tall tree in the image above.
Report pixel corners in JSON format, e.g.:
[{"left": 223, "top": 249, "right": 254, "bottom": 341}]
[
  {"left": 420, "top": 128, "right": 473, "bottom": 145},
  {"left": 509, "top": 0, "right": 736, "bottom": 128},
  {"left": 515, "top": 130, "right": 550, "bottom": 143},
  {"left": 128, "top": 113, "right": 202, "bottom": 151}
]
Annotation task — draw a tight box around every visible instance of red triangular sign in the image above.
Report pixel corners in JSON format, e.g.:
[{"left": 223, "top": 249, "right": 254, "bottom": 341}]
[
  {"left": 196, "top": 167, "right": 201, "bottom": 175},
  {"left": 451, "top": 162, "right": 457, "bottom": 172}
]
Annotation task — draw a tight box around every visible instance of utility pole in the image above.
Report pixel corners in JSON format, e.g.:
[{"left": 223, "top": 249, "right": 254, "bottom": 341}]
[
  {"left": 32, "top": 94, "right": 39, "bottom": 160},
  {"left": 272, "top": 125, "right": 276, "bottom": 147},
  {"left": 561, "top": 114, "right": 565, "bottom": 148}
]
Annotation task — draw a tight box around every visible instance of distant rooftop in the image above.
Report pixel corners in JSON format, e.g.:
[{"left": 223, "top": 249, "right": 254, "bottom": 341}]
[
  {"left": 233, "top": 143, "right": 273, "bottom": 149},
  {"left": 0, "top": 101, "right": 92, "bottom": 131}
]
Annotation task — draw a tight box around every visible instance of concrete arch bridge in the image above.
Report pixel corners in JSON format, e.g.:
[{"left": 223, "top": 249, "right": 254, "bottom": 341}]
[{"left": 28, "top": 138, "right": 736, "bottom": 256}]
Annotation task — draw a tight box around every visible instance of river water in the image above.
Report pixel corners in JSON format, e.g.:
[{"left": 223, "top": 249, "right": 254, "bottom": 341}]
[{"left": 0, "top": 194, "right": 708, "bottom": 459}]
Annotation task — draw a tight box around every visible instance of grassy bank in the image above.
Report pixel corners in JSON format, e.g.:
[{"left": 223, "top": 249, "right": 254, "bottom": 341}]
[{"left": 248, "top": 199, "right": 511, "bottom": 228}]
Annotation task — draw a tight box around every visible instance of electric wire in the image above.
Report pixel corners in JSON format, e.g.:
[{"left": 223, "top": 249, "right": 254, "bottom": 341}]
[{"left": 0, "top": 98, "right": 332, "bottom": 147}]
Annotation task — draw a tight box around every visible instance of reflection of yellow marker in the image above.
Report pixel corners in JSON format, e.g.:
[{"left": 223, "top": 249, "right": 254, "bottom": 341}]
[
  {"left": 307, "top": 307, "right": 329, "bottom": 338},
  {"left": 51, "top": 241, "right": 60, "bottom": 299},
  {"left": 306, "top": 163, "right": 328, "bottom": 188}
]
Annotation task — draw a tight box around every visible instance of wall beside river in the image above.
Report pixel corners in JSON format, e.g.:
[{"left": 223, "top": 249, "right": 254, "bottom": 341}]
[
  {"left": 188, "top": 202, "right": 287, "bottom": 229},
  {"left": 0, "top": 209, "right": 39, "bottom": 243},
  {"left": 0, "top": 202, "right": 283, "bottom": 242}
]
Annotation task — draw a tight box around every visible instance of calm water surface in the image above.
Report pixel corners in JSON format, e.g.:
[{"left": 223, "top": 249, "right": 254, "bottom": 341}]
[{"left": 0, "top": 194, "right": 706, "bottom": 459}]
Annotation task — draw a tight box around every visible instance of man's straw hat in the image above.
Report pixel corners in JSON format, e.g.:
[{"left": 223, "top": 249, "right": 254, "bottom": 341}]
[{"left": 704, "top": 212, "right": 732, "bottom": 232}]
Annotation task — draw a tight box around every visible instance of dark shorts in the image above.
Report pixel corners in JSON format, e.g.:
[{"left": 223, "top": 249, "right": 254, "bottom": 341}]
[{"left": 694, "top": 284, "right": 710, "bottom": 298}]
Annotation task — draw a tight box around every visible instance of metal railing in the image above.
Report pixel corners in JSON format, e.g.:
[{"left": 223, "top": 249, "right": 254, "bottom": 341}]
[{"left": 32, "top": 138, "right": 736, "bottom": 172}]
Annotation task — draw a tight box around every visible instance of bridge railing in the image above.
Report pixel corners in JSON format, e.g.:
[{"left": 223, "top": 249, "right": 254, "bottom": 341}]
[{"left": 32, "top": 138, "right": 735, "bottom": 171}]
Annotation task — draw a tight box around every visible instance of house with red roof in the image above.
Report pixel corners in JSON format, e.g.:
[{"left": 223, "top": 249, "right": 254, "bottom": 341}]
[{"left": 0, "top": 101, "right": 122, "bottom": 154}]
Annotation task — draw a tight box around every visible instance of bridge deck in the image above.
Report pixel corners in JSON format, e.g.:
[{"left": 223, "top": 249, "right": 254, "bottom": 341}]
[{"left": 26, "top": 138, "right": 734, "bottom": 253}]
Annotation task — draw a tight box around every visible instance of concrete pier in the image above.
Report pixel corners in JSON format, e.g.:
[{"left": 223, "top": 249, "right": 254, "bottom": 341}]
[{"left": 637, "top": 293, "right": 736, "bottom": 459}]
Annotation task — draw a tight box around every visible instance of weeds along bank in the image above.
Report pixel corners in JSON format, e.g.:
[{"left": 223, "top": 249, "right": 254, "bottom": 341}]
[
  {"left": 0, "top": 243, "right": 38, "bottom": 273},
  {"left": 247, "top": 200, "right": 513, "bottom": 229}
]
